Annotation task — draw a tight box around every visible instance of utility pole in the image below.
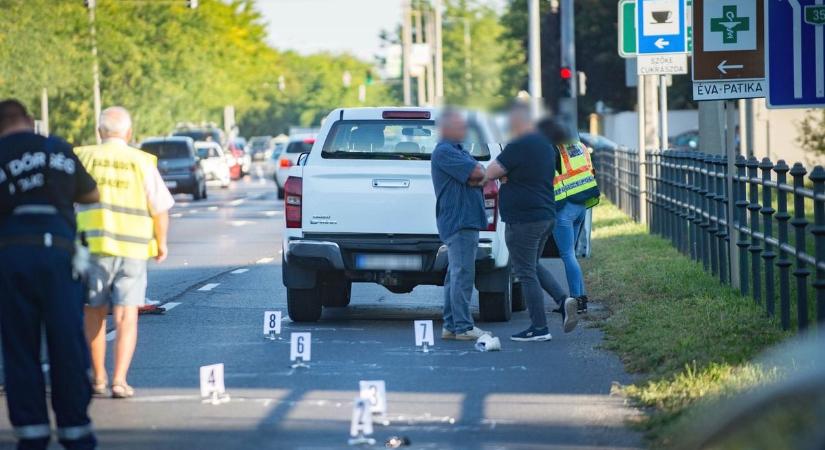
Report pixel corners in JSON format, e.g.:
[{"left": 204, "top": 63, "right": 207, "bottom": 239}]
[
  {"left": 659, "top": 75, "right": 668, "bottom": 149},
  {"left": 637, "top": 76, "right": 647, "bottom": 224},
  {"left": 644, "top": 76, "right": 659, "bottom": 150},
  {"left": 402, "top": 0, "right": 413, "bottom": 106},
  {"left": 463, "top": 17, "right": 472, "bottom": 97},
  {"left": 414, "top": 9, "right": 426, "bottom": 106},
  {"left": 40, "top": 88, "right": 49, "bottom": 137},
  {"left": 87, "top": 0, "right": 102, "bottom": 143},
  {"left": 433, "top": 0, "right": 444, "bottom": 104},
  {"left": 426, "top": 9, "right": 436, "bottom": 106},
  {"left": 527, "top": 0, "right": 542, "bottom": 118}
]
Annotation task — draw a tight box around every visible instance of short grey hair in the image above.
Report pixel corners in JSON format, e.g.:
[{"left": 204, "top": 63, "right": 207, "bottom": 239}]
[
  {"left": 437, "top": 106, "right": 464, "bottom": 127},
  {"left": 99, "top": 106, "right": 132, "bottom": 137}
]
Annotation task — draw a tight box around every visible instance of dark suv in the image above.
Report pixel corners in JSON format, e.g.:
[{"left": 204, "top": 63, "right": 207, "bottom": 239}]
[{"left": 140, "top": 137, "right": 207, "bottom": 200}]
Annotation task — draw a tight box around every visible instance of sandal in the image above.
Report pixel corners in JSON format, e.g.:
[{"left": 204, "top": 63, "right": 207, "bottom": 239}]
[
  {"left": 91, "top": 379, "right": 108, "bottom": 397},
  {"left": 111, "top": 382, "right": 135, "bottom": 399}
]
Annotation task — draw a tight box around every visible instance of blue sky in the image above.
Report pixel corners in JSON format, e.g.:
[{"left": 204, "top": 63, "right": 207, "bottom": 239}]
[
  {"left": 255, "top": 0, "right": 507, "bottom": 62},
  {"left": 256, "top": 0, "right": 404, "bottom": 62}
]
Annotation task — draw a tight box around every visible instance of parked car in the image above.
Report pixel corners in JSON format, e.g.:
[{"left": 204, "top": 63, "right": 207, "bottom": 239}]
[
  {"left": 247, "top": 135, "right": 273, "bottom": 161},
  {"left": 579, "top": 132, "right": 621, "bottom": 153},
  {"left": 140, "top": 137, "right": 207, "bottom": 200},
  {"left": 194, "top": 141, "right": 231, "bottom": 188},
  {"left": 274, "top": 135, "right": 315, "bottom": 199},
  {"left": 172, "top": 126, "right": 225, "bottom": 146},
  {"left": 670, "top": 129, "right": 699, "bottom": 150},
  {"left": 280, "top": 107, "right": 516, "bottom": 322}
]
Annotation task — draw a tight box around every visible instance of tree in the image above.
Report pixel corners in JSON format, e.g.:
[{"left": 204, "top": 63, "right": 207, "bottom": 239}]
[{"left": 798, "top": 110, "right": 825, "bottom": 156}]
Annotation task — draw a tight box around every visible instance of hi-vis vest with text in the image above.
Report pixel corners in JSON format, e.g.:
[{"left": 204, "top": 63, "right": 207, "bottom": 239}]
[
  {"left": 75, "top": 142, "right": 157, "bottom": 259},
  {"left": 553, "top": 141, "right": 599, "bottom": 208}
]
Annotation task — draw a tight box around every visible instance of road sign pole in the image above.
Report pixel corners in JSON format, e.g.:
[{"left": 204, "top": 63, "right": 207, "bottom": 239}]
[
  {"left": 725, "top": 100, "right": 740, "bottom": 289},
  {"left": 659, "top": 75, "right": 668, "bottom": 149},
  {"left": 638, "top": 74, "right": 647, "bottom": 225},
  {"left": 528, "top": 0, "right": 543, "bottom": 118}
]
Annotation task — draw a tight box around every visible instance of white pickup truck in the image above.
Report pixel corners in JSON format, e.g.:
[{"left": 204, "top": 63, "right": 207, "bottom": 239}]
[{"left": 281, "top": 107, "right": 524, "bottom": 322}]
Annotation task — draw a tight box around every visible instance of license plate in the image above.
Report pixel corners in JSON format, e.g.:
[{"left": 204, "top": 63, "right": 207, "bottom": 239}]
[
  {"left": 165, "top": 181, "right": 178, "bottom": 189},
  {"left": 355, "top": 254, "right": 422, "bottom": 271}
]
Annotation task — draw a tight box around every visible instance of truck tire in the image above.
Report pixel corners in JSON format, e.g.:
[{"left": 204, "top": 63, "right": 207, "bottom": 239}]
[
  {"left": 511, "top": 281, "right": 526, "bottom": 312},
  {"left": 320, "top": 272, "right": 351, "bottom": 307},
  {"left": 478, "top": 273, "right": 512, "bottom": 322},
  {"left": 287, "top": 287, "right": 323, "bottom": 322}
]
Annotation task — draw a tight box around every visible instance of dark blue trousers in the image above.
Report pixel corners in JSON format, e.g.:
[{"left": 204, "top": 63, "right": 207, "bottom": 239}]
[{"left": 0, "top": 245, "right": 96, "bottom": 450}]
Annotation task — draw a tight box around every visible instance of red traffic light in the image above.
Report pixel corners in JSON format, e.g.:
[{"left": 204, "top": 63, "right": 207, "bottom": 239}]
[{"left": 559, "top": 67, "right": 573, "bottom": 80}]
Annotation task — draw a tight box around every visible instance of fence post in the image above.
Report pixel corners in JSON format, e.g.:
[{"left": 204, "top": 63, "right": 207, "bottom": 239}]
[
  {"left": 687, "top": 153, "right": 699, "bottom": 261},
  {"left": 735, "top": 156, "right": 750, "bottom": 296},
  {"left": 746, "top": 156, "right": 762, "bottom": 305},
  {"left": 716, "top": 155, "right": 728, "bottom": 284},
  {"left": 699, "top": 155, "right": 711, "bottom": 271},
  {"left": 774, "top": 160, "right": 792, "bottom": 330},
  {"left": 790, "top": 163, "right": 809, "bottom": 331},
  {"left": 760, "top": 158, "right": 776, "bottom": 317},
  {"left": 639, "top": 146, "right": 647, "bottom": 225},
  {"left": 809, "top": 166, "right": 825, "bottom": 326}
]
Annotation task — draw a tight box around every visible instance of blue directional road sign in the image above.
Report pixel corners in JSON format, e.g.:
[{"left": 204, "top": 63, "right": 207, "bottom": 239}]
[
  {"left": 637, "top": 0, "right": 689, "bottom": 54},
  {"left": 766, "top": 0, "right": 825, "bottom": 108}
]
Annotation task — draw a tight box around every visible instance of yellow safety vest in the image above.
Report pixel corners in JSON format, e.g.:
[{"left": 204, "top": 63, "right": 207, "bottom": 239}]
[
  {"left": 75, "top": 141, "right": 158, "bottom": 259},
  {"left": 553, "top": 141, "right": 599, "bottom": 207}
]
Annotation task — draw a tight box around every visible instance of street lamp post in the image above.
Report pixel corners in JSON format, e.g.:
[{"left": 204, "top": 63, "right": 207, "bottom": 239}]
[
  {"left": 527, "top": 0, "right": 542, "bottom": 118},
  {"left": 86, "top": 0, "right": 102, "bottom": 143}
]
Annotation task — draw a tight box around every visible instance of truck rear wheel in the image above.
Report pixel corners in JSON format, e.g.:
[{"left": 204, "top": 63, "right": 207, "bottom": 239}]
[
  {"left": 287, "top": 287, "right": 322, "bottom": 322},
  {"left": 320, "top": 272, "right": 351, "bottom": 307},
  {"left": 478, "top": 274, "right": 513, "bottom": 322}
]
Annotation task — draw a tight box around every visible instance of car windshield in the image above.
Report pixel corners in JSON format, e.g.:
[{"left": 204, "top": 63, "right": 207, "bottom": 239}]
[
  {"left": 195, "top": 147, "right": 210, "bottom": 159},
  {"left": 249, "top": 137, "right": 271, "bottom": 150},
  {"left": 141, "top": 142, "right": 191, "bottom": 159},
  {"left": 322, "top": 120, "right": 490, "bottom": 161}
]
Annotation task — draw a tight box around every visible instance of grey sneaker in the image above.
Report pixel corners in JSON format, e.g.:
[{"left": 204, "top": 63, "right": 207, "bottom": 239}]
[
  {"left": 562, "top": 297, "right": 579, "bottom": 333},
  {"left": 441, "top": 328, "right": 456, "bottom": 340},
  {"left": 454, "top": 327, "right": 492, "bottom": 341}
]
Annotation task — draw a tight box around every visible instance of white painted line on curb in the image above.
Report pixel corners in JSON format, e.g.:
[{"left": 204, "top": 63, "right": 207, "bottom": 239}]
[
  {"left": 161, "top": 302, "right": 181, "bottom": 311},
  {"left": 231, "top": 268, "right": 249, "bottom": 274},
  {"left": 106, "top": 330, "right": 117, "bottom": 342},
  {"left": 198, "top": 283, "right": 220, "bottom": 291},
  {"left": 256, "top": 257, "right": 274, "bottom": 264}
]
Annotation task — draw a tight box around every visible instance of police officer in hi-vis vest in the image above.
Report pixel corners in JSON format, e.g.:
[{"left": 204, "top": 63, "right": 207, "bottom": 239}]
[
  {"left": 0, "top": 99, "right": 99, "bottom": 450},
  {"left": 75, "top": 106, "right": 174, "bottom": 400},
  {"left": 539, "top": 118, "right": 599, "bottom": 314}
]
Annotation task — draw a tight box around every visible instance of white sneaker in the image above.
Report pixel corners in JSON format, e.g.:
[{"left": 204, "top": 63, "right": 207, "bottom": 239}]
[
  {"left": 454, "top": 327, "right": 492, "bottom": 341},
  {"left": 562, "top": 297, "right": 579, "bottom": 333},
  {"left": 442, "top": 328, "right": 456, "bottom": 340}
]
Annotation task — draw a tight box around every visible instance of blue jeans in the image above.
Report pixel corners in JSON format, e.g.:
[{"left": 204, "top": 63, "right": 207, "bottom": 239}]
[
  {"left": 505, "top": 220, "right": 569, "bottom": 329},
  {"left": 553, "top": 202, "right": 587, "bottom": 298},
  {"left": 442, "top": 229, "right": 479, "bottom": 334}
]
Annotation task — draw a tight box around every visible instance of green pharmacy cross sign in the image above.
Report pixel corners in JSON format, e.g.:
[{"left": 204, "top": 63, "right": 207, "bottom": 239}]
[{"left": 710, "top": 5, "right": 750, "bottom": 44}]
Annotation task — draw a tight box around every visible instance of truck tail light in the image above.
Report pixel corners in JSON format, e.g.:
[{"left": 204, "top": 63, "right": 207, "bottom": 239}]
[
  {"left": 285, "top": 176, "right": 302, "bottom": 228},
  {"left": 483, "top": 180, "right": 498, "bottom": 231},
  {"left": 279, "top": 158, "right": 293, "bottom": 168}
]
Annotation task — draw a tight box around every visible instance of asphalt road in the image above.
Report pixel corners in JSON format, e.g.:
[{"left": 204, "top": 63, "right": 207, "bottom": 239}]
[{"left": 0, "top": 169, "right": 641, "bottom": 450}]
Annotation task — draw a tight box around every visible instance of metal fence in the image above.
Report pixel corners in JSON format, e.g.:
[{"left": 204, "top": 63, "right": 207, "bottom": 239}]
[{"left": 592, "top": 148, "right": 825, "bottom": 332}]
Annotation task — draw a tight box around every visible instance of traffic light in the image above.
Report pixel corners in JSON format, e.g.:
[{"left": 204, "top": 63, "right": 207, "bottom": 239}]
[
  {"left": 365, "top": 70, "right": 374, "bottom": 86},
  {"left": 187, "top": 0, "right": 198, "bottom": 9},
  {"left": 559, "top": 67, "right": 574, "bottom": 98}
]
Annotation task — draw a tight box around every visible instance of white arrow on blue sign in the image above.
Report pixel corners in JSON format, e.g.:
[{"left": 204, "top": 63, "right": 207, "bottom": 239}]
[
  {"left": 637, "top": 0, "right": 689, "bottom": 54},
  {"left": 766, "top": 0, "right": 825, "bottom": 108}
]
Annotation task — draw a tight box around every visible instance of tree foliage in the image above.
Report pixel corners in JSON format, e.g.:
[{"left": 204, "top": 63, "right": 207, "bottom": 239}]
[
  {"left": 0, "top": 0, "right": 398, "bottom": 144},
  {"left": 798, "top": 110, "right": 825, "bottom": 156}
]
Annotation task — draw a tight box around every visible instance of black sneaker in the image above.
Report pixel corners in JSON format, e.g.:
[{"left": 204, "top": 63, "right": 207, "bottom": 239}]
[
  {"left": 510, "top": 326, "right": 552, "bottom": 342},
  {"left": 561, "top": 297, "right": 579, "bottom": 333},
  {"left": 577, "top": 296, "right": 588, "bottom": 314}
]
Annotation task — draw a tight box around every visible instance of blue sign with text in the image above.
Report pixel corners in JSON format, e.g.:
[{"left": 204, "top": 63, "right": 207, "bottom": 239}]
[
  {"left": 766, "top": 0, "right": 825, "bottom": 108},
  {"left": 636, "top": 0, "right": 689, "bottom": 54}
]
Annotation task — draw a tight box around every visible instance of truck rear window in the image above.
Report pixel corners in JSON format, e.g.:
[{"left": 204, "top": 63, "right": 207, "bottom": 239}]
[{"left": 321, "top": 120, "right": 490, "bottom": 161}]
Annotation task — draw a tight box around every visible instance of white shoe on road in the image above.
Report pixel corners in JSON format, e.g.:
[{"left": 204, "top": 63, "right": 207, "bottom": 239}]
[
  {"left": 562, "top": 297, "right": 579, "bottom": 333},
  {"left": 455, "top": 327, "right": 492, "bottom": 341}
]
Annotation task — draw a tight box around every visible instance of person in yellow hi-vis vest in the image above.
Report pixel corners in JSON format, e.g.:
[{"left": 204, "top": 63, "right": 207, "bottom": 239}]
[
  {"left": 538, "top": 118, "right": 599, "bottom": 314},
  {"left": 76, "top": 107, "right": 174, "bottom": 399}
]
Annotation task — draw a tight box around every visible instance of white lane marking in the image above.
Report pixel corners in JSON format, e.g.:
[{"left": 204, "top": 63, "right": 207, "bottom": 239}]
[
  {"left": 231, "top": 220, "right": 254, "bottom": 227},
  {"left": 231, "top": 268, "right": 249, "bottom": 274},
  {"left": 178, "top": 202, "right": 190, "bottom": 207},
  {"left": 262, "top": 210, "right": 282, "bottom": 217},
  {"left": 190, "top": 209, "right": 199, "bottom": 214},
  {"left": 198, "top": 283, "right": 220, "bottom": 291},
  {"left": 229, "top": 198, "right": 245, "bottom": 207},
  {"left": 256, "top": 257, "right": 274, "bottom": 264},
  {"left": 171, "top": 213, "right": 183, "bottom": 218},
  {"left": 208, "top": 206, "right": 218, "bottom": 211},
  {"left": 106, "top": 330, "right": 117, "bottom": 342},
  {"left": 161, "top": 302, "right": 181, "bottom": 311}
]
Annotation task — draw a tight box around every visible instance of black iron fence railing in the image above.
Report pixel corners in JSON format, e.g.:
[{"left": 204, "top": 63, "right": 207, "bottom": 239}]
[{"left": 592, "top": 148, "right": 825, "bottom": 332}]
